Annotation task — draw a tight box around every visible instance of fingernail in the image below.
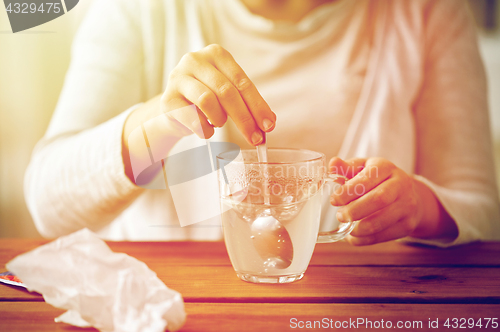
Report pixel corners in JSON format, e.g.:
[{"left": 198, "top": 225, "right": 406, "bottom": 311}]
[
  {"left": 330, "top": 191, "right": 342, "bottom": 206},
  {"left": 262, "top": 118, "right": 274, "bottom": 131},
  {"left": 334, "top": 177, "right": 346, "bottom": 185},
  {"left": 251, "top": 131, "right": 263, "bottom": 145},
  {"left": 337, "top": 210, "right": 351, "bottom": 223},
  {"left": 336, "top": 211, "right": 344, "bottom": 222}
]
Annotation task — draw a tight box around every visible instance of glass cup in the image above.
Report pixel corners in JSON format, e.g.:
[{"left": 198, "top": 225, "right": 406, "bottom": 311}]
[{"left": 216, "top": 148, "right": 356, "bottom": 283}]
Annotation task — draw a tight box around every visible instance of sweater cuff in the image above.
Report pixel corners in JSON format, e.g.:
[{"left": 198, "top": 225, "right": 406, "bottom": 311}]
[{"left": 402, "top": 175, "right": 477, "bottom": 248}]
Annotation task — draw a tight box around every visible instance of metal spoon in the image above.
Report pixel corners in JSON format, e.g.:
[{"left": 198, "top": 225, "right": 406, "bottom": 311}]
[
  {"left": 252, "top": 140, "right": 294, "bottom": 269},
  {"left": 251, "top": 214, "right": 293, "bottom": 269}
]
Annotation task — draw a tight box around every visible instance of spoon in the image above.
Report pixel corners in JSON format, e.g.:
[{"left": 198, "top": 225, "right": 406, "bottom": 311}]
[
  {"left": 251, "top": 139, "right": 294, "bottom": 269},
  {"left": 251, "top": 214, "right": 293, "bottom": 269}
]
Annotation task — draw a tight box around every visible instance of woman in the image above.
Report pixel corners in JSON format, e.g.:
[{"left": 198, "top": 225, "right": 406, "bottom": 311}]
[{"left": 25, "top": 0, "right": 500, "bottom": 246}]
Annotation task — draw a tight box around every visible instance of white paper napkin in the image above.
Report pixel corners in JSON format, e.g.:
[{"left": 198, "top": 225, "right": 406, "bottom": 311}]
[{"left": 6, "top": 228, "right": 186, "bottom": 332}]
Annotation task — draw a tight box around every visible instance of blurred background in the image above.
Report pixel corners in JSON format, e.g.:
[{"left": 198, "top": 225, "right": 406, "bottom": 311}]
[{"left": 1, "top": 0, "right": 499, "bottom": 238}]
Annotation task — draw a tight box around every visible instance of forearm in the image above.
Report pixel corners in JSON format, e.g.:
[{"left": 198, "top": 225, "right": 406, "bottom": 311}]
[
  {"left": 408, "top": 0, "right": 499, "bottom": 245},
  {"left": 121, "top": 95, "right": 191, "bottom": 184},
  {"left": 25, "top": 110, "right": 142, "bottom": 238},
  {"left": 410, "top": 178, "right": 458, "bottom": 240}
]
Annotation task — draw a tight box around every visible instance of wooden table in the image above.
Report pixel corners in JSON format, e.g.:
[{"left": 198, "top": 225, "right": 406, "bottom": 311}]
[{"left": 1, "top": 239, "right": 499, "bottom": 331}]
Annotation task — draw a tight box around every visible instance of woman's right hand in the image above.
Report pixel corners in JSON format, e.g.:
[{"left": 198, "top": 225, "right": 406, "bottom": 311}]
[
  {"left": 122, "top": 44, "right": 276, "bottom": 184},
  {"left": 124, "top": 44, "right": 276, "bottom": 147}
]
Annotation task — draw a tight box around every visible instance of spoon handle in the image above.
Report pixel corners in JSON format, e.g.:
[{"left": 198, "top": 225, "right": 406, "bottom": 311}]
[{"left": 256, "top": 135, "right": 270, "bottom": 205}]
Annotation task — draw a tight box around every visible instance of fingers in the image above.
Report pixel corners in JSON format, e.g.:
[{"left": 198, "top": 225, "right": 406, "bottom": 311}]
[
  {"left": 349, "top": 201, "right": 404, "bottom": 237},
  {"left": 331, "top": 158, "right": 396, "bottom": 207},
  {"left": 172, "top": 45, "right": 275, "bottom": 146},
  {"left": 327, "top": 157, "right": 422, "bottom": 246},
  {"left": 174, "top": 74, "right": 227, "bottom": 127},
  {"left": 202, "top": 45, "right": 276, "bottom": 133},
  {"left": 329, "top": 157, "right": 366, "bottom": 179},
  {"left": 347, "top": 216, "right": 419, "bottom": 246},
  {"left": 344, "top": 176, "right": 420, "bottom": 245},
  {"left": 335, "top": 177, "right": 400, "bottom": 223},
  {"left": 187, "top": 56, "right": 264, "bottom": 144},
  {"left": 164, "top": 102, "right": 215, "bottom": 140}
]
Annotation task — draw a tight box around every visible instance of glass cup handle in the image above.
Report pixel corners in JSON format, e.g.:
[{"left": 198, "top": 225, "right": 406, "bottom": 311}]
[{"left": 317, "top": 174, "right": 357, "bottom": 243}]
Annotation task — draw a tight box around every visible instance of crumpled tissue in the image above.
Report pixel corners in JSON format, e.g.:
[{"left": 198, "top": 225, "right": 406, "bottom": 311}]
[{"left": 6, "top": 228, "right": 186, "bottom": 332}]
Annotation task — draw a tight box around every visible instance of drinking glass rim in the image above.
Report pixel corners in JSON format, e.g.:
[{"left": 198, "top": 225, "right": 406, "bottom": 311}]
[{"left": 216, "top": 148, "right": 325, "bottom": 165}]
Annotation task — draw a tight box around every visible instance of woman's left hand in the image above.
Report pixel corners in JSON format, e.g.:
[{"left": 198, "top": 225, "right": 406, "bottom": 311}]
[{"left": 329, "top": 157, "right": 430, "bottom": 245}]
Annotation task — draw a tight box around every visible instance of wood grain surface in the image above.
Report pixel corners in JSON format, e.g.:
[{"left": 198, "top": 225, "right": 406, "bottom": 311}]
[
  {"left": 1, "top": 240, "right": 499, "bottom": 331},
  {"left": 1, "top": 302, "right": 500, "bottom": 331}
]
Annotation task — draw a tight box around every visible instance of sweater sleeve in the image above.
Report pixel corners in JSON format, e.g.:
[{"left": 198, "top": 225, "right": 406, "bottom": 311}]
[
  {"left": 407, "top": 0, "right": 500, "bottom": 246},
  {"left": 24, "top": 0, "right": 147, "bottom": 238}
]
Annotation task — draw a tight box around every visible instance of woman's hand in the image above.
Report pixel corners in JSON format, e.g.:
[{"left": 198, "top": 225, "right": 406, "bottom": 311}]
[
  {"left": 122, "top": 44, "right": 276, "bottom": 184},
  {"left": 124, "top": 44, "right": 276, "bottom": 147},
  {"left": 329, "top": 157, "right": 458, "bottom": 245}
]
